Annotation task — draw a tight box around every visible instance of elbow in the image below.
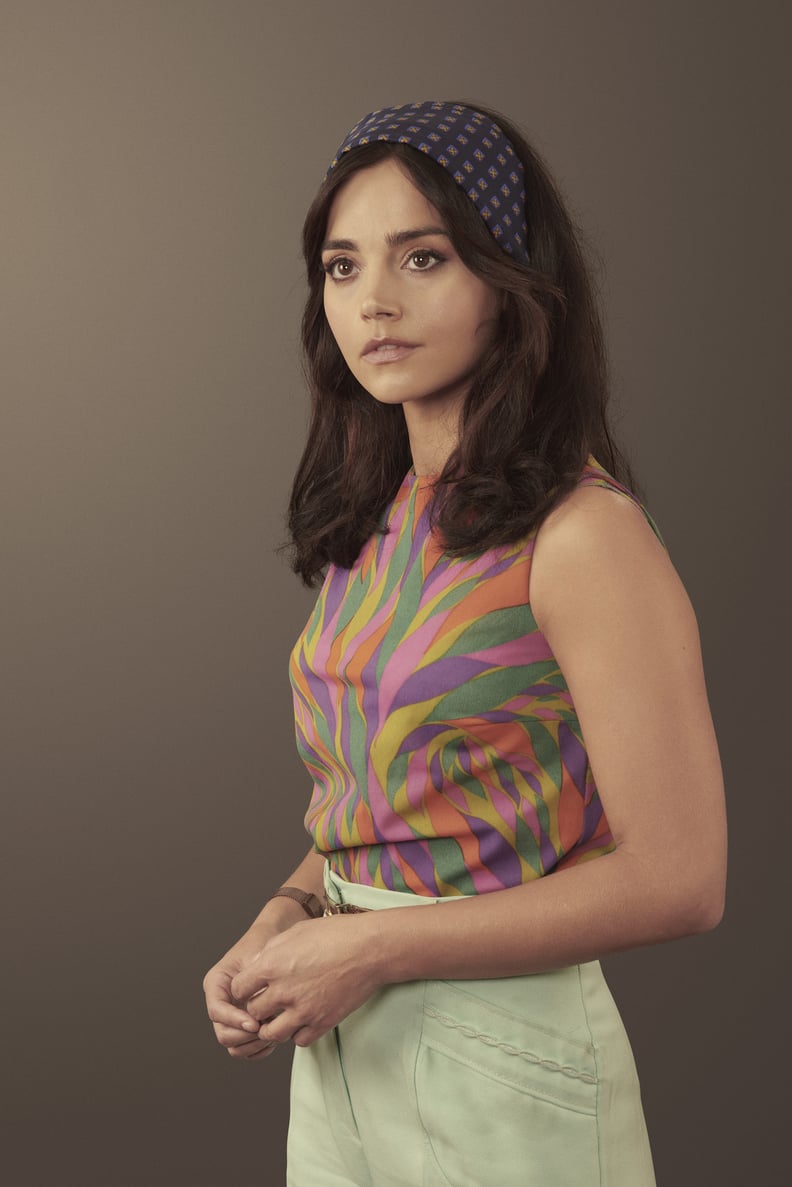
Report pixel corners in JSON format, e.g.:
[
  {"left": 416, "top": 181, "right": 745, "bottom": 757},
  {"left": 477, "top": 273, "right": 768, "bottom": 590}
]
[
  {"left": 631, "top": 856, "right": 727, "bottom": 941},
  {"left": 685, "top": 887, "right": 725, "bottom": 935},
  {"left": 620, "top": 846, "right": 726, "bottom": 941},
  {"left": 675, "top": 864, "right": 727, "bottom": 936}
]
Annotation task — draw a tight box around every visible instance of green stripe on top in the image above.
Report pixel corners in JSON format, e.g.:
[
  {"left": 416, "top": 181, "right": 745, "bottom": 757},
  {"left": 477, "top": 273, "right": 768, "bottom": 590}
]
[{"left": 289, "top": 458, "right": 658, "bottom": 896}]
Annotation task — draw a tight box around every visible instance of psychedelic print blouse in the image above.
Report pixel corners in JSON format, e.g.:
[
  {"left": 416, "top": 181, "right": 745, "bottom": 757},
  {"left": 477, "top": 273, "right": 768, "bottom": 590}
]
[{"left": 289, "top": 459, "right": 661, "bottom": 897}]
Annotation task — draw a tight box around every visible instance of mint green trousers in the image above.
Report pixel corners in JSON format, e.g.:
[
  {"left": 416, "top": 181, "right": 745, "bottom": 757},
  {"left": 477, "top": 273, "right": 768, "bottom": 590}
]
[{"left": 287, "top": 867, "right": 656, "bottom": 1187}]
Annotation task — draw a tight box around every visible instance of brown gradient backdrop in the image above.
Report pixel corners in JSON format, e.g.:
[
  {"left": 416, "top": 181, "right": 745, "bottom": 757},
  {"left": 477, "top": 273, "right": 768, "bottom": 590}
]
[{"left": 2, "top": 2, "right": 789, "bottom": 1184}]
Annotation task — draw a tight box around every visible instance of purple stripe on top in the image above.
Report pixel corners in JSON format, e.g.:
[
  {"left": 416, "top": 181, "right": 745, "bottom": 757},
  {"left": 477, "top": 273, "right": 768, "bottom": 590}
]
[{"left": 291, "top": 458, "right": 626, "bottom": 896}]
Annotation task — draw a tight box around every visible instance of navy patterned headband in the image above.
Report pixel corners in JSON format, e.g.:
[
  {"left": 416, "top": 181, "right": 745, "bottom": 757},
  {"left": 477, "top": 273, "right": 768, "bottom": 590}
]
[{"left": 329, "top": 101, "right": 530, "bottom": 266}]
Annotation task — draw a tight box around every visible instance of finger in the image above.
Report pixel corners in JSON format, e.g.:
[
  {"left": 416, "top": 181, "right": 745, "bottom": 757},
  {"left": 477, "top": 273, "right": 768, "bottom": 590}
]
[
  {"left": 214, "top": 1022, "right": 263, "bottom": 1048},
  {"left": 227, "top": 1037, "right": 278, "bottom": 1061},
  {"left": 243, "top": 1041, "right": 279, "bottom": 1062},
  {"left": 231, "top": 965, "right": 273, "bottom": 1002},
  {"left": 292, "top": 1026, "right": 321, "bottom": 1048},
  {"left": 258, "top": 1011, "right": 303, "bottom": 1045},
  {"left": 206, "top": 998, "right": 260, "bottom": 1034},
  {"left": 245, "top": 993, "right": 287, "bottom": 1025},
  {"left": 204, "top": 969, "right": 257, "bottom": 1027}
]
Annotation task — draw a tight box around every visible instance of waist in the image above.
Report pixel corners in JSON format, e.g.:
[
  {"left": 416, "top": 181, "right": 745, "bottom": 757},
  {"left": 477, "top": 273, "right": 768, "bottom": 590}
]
[{"left": 323, "top": 861, "right": 465, "bottom": 913}]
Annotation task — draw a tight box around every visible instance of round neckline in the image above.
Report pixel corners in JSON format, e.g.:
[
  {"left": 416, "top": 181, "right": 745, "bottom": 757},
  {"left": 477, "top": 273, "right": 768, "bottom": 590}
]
[{"left": 406, "top": 467, "right": 439, "bottom": 487}]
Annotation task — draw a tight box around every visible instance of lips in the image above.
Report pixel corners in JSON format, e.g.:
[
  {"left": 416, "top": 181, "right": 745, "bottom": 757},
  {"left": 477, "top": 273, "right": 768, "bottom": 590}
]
[{"left": 361, "top": 337, "right": 418, "bottom": 364}]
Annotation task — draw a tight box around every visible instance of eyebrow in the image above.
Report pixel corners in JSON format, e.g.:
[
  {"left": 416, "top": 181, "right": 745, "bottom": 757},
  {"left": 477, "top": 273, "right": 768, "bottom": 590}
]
[{"left": 321, "top": 225, "right": 450, "bottom": 253}]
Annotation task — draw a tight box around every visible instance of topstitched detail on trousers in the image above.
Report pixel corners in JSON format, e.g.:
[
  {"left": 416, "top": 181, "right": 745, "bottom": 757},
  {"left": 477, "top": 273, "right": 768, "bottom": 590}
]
[
  {"left": 423, "top": 1004, "right": 598, "bottom": 1084},
  {"left": 576, "top": 963, "right": 604, "bottom": 1184}
]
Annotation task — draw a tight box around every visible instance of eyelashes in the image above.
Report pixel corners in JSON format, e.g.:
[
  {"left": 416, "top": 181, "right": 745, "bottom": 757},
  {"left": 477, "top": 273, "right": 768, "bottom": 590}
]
[
  {"left": 322, "top": 248, "right": 447, "bottom": 282},
  {"left": 405, "top": 249, "right": 446, "bottom": 272},
  {"left": 323, "top": 256, "right": 356, "bottom": 281}
]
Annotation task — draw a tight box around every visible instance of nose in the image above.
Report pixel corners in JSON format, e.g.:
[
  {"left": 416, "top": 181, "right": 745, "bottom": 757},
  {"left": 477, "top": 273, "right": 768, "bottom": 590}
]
[{"left": 359, "top": 267, "right": 401, "bottom": 321}]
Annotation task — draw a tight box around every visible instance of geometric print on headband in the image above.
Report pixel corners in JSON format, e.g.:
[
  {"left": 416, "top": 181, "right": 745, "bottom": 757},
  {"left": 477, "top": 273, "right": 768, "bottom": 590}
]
[{"left": 329, "top": 100, "right": 530, "bottom": 265}]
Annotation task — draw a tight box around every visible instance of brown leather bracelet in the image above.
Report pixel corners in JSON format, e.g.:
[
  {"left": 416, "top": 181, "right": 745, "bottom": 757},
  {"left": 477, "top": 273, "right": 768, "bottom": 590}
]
[{"left": 269, "top": 885, "right": 324, "bottom": 919}]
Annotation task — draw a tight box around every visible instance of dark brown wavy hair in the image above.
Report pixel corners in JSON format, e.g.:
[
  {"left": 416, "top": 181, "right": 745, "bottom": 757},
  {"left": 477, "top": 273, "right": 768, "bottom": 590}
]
[{"left": 286, "top": 103, "right": 636, "bottom": 586}]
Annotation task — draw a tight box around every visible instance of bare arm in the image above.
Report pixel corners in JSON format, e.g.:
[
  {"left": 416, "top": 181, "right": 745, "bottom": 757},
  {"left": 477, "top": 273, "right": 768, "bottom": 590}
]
[{"left": 232, "top": 486, "right": 726, "bottom": 1047}]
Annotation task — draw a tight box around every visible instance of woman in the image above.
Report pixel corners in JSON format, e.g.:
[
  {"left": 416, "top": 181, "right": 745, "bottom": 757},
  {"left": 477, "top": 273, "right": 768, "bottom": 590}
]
[{"left": 203, "top": 101, "right": 726, "bottom": 1186}]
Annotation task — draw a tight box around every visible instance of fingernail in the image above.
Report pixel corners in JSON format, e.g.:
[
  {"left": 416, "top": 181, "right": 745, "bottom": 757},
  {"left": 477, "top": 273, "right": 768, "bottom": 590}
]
[{"left": 242, "top": 1019, "right": 258, "bottom": 1032}]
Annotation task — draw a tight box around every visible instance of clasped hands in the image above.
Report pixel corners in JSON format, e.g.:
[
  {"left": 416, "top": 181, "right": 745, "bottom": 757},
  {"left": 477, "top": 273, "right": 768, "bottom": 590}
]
[{"left": 203, "top": 913, "right": 380, "bottom": 1062}]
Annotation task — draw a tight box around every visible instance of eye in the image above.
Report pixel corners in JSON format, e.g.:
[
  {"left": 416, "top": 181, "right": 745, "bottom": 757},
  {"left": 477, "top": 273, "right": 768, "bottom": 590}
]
[
  {"left": 323, "top": 256, "right": 357, "bottom": 281},
  {"left": 405, "top": 249, "right": 444, "bottom": 272}
]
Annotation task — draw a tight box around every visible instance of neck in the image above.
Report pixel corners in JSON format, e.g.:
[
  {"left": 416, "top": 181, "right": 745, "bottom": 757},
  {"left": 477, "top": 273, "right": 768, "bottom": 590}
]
[{"left": 403, "top": 399, "right": 461, "bottom": 478}]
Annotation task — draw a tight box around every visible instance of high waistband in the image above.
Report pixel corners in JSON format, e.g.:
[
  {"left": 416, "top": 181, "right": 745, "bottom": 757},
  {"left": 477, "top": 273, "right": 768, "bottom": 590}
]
[{"left": 323, "top": 861, "right": 465, "bottom": 913}]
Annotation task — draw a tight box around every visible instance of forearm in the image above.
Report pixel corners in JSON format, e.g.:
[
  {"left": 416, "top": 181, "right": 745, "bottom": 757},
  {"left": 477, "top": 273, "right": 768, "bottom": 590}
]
[
  {"left": 247, "top": 846, "right": 327, "bottom": 932},
  {"left": 362, "top": 847, "right": 721, "bottom": 985}
]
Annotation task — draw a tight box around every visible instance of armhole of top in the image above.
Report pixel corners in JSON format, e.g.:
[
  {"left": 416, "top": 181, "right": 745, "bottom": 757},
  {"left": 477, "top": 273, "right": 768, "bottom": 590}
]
[
  {"left": 575, "top": 472, "right": 666, "bottom": 549},
  {"left": 524, "top": 471, "right": 668, "bottom": 627}
]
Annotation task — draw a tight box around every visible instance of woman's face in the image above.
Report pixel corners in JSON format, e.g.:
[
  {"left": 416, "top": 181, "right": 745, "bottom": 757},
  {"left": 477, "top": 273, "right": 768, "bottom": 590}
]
[{"left": 321, "top": 157, "right": 499, "bottom": 422}]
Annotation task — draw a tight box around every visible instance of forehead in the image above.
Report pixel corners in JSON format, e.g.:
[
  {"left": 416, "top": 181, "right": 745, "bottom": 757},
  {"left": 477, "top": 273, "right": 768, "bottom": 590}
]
[{"left": 324, "top": 156, "right": 444, "bottom": 240}]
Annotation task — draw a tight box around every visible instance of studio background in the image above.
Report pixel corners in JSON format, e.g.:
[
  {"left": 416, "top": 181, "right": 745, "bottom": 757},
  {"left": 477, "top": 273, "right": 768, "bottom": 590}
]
[{"left": 2, "top": 1, "right": 788, "bottom": 1184}]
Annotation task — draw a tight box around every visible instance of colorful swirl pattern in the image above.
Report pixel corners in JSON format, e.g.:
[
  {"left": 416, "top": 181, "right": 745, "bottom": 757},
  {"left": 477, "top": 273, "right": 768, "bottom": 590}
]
[{"left": 289, "top": 459, "right": 661, "bottom": 896}]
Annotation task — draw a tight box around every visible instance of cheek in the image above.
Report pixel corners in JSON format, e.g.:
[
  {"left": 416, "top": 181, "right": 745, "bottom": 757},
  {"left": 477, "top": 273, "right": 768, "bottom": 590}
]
[
  {"left": 431, "top": 282, "right": 498, "bottom": 334},
  {"left": 472, "top": 291, "right": 500, "bottom": 342},
  {"left": 322, "top": 289, "right": 337, "bottom": 338},
  {"left": 323, "top": 279, "right": 346, "bottom": 327},
  {"left": 322, "top": 298, "right": 346, "bottom": 354},
  {"left": 450, "top": 295, "right": 499, "bottom": 348},
  {"left": 323, "top": 310, "right": 362, "bottom": 380}
]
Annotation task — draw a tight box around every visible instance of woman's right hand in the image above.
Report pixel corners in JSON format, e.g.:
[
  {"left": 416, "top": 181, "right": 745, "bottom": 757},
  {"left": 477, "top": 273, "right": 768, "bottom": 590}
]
[{"left": 203, "top": 898, "right": 307, "bottom": 1062}]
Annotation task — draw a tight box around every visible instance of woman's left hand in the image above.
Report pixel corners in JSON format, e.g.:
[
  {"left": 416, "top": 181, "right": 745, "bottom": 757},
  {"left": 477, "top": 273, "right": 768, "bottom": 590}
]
[{"left": 229, "top": 914, "right": 381, "bottom": 1048}]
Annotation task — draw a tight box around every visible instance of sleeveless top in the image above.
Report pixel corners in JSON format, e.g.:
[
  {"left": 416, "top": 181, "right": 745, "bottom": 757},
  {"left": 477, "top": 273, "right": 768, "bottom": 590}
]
[{"left": 289, "top": 458, "right": 663, "bottom": 897}]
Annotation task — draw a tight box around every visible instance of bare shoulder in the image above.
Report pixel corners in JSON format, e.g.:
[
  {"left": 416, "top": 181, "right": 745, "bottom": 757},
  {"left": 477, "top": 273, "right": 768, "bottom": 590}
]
[
  {"left": 530, "top": 482, "right": 693, "bottom": 639},
  {"left": 533, "top": 482, "right": 666, "bottom": 572}
]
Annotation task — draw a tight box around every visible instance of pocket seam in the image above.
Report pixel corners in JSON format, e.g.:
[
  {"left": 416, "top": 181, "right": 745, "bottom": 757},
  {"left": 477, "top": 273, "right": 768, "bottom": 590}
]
[
  {"left": 424, "top": 1004, "right": 597, "bottom": 1086},
  {"left": 435, "top": 978, "right": 596, "bottom": 1057}
]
